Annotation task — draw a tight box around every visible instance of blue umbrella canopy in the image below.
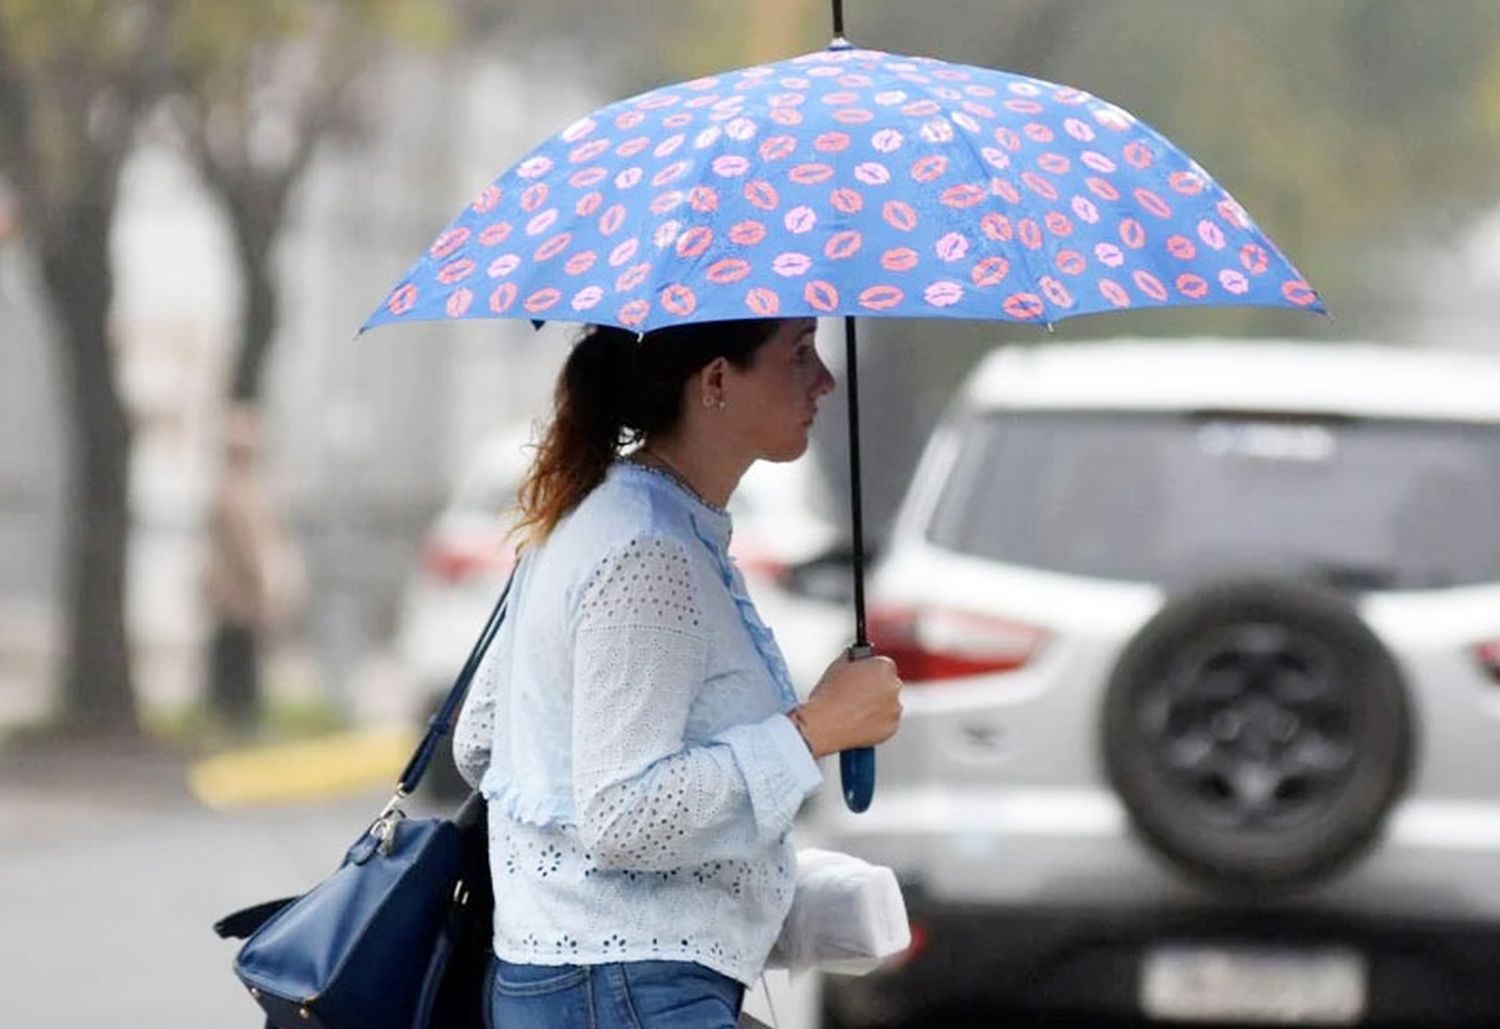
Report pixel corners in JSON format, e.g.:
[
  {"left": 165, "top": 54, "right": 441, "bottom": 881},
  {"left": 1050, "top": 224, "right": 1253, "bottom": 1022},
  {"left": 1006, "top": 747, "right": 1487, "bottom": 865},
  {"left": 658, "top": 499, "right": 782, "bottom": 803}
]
[{"left": 363, "top": 44, "right": 1321, "bottom": 335}]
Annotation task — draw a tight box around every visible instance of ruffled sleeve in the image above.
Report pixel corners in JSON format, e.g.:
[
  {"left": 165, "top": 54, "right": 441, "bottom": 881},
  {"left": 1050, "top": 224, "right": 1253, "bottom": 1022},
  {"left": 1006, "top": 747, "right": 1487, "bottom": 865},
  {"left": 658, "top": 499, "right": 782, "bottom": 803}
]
[
  {"left": 571, "top": 535, "right": 822, "bottom": 871},
  {"left": 453, "top": 638, "right": 499, "bottom": 789}
]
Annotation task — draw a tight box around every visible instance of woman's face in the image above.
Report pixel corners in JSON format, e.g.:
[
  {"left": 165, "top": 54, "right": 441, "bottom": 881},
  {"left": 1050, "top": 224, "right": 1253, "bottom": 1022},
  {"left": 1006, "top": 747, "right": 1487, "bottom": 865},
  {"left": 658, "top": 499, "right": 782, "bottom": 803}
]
[{"left": 722, "top": 318, "right": 836, "bottom": 462}]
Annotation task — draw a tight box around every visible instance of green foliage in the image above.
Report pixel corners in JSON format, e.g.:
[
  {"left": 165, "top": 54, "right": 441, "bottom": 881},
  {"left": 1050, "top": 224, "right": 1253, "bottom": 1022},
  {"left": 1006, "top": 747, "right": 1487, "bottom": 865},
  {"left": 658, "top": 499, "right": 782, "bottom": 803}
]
[
  {"left": 0, "top": 0, "right": 452, "bottom": 187},
  {"left": 1057, "top": 2, "right": 1500, "bottom": 333},
  {"left": 0, "top": 0, "right": 147, "bottom": 61},
  {"left": 1477, "top": 39, "right": 1500, "bottom": 139},
  {"left": 0, "top": 0, "right": 165, "bottom": 212},
  {"left": 171, "top": 0, "right": 451, "bottom": 88}
]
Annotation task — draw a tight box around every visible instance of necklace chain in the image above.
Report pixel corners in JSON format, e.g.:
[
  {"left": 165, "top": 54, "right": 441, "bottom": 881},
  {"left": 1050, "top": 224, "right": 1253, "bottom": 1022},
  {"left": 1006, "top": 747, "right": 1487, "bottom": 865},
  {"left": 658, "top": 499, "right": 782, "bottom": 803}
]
[{"left": 631, "top": 448, "right": 726, "bottom": 515}]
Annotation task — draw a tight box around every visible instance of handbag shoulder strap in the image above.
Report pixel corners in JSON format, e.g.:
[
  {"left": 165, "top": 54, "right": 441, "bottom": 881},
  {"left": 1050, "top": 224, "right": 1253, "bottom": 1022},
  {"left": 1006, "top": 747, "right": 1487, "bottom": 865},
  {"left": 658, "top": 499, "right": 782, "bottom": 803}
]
[{"left": 395, "top": 561, "right": 519, "bottom": 795}]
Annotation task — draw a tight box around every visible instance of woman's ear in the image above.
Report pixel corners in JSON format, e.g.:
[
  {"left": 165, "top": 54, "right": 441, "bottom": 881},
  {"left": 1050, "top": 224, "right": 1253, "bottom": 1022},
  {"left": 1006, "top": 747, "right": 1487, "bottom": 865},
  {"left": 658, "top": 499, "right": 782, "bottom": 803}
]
[{"left": 700, "top": 357, "right": 729, "bottom": 410}]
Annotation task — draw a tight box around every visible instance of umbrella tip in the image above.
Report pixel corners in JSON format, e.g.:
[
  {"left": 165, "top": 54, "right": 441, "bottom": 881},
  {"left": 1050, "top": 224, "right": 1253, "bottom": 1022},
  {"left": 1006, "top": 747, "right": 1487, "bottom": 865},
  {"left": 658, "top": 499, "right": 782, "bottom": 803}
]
[{"left": 828, "top": 35, "right": 854, "bottom": 51}]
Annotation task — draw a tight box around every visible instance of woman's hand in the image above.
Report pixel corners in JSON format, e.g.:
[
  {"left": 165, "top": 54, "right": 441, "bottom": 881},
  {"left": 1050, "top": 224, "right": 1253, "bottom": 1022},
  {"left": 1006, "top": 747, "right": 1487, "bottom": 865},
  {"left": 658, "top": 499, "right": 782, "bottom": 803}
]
[{"left": 792, "top": 653, "right": 903, "bottom": 759}]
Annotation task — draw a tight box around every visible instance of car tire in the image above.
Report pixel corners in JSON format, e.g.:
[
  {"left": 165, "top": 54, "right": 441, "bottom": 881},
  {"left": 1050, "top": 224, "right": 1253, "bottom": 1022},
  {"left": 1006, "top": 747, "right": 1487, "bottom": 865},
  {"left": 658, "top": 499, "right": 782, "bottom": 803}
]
[{"left": 1102, "top": 577, "right": 1413, "bottom": 895}]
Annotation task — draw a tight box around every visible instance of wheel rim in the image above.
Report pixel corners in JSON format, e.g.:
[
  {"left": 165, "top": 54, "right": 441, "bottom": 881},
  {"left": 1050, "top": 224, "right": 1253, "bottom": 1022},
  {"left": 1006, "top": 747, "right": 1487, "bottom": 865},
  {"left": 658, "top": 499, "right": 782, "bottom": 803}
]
[{"left": 1135, "top": 621, "right": 1358, "bottom": 830}]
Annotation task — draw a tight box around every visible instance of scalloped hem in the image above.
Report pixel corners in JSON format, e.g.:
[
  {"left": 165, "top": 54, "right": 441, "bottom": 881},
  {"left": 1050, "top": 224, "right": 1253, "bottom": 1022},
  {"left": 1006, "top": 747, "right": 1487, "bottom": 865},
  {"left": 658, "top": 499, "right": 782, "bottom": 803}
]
[{"left": 480, "top": 773, "right": 574, "bottom": 828}]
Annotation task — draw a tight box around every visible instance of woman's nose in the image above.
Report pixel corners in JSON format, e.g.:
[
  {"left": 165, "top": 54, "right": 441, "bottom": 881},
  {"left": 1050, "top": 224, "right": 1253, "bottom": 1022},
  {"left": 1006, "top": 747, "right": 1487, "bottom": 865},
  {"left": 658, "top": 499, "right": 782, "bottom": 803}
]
[{"left": 814, "top": 359, "right": 836, "bottom": 396}]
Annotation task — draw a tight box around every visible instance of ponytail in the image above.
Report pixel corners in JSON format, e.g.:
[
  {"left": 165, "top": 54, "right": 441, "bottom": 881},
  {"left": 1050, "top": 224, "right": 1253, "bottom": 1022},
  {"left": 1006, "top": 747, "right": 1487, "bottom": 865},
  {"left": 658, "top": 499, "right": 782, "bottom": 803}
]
[
  {"left": 514, "top": 319, "right": 780, "bottom": 543},
  {"left": 513, "top": 325, "right": 635, "bottom": 544}
]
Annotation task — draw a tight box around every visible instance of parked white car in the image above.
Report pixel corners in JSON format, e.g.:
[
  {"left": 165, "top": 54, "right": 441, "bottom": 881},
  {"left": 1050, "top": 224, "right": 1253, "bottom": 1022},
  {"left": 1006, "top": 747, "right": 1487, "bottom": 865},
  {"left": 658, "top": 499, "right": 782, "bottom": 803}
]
[{"left": 814, "top": 339, "right": 1500, "bottom": 1027}]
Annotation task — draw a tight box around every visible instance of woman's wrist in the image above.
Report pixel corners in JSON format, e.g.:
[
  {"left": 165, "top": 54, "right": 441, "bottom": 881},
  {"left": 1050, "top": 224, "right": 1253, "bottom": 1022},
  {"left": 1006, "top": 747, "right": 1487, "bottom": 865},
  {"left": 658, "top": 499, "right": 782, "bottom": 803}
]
[{"left": 787, "top": 705, "right": 821, "bottom": 759}]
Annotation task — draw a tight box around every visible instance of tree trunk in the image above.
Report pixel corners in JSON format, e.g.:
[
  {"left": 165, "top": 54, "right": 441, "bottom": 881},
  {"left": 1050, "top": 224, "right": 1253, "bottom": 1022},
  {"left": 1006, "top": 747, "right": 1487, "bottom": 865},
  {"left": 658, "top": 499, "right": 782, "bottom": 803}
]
[
  {"left": 229, "top": 237, "right": 279, "bottom": 403},
  {"left": 39, "top": 195, "right": 138, "bottom": 736},
  {"left": 207, "top": 220, "right": 281, "bottom": 730}
]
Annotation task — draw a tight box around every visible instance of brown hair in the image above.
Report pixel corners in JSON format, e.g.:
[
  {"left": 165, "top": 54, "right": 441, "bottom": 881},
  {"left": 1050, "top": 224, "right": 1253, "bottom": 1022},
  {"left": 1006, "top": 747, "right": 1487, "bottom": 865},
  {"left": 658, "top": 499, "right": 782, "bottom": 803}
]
[{"left": 513, "top": 319, "right": 781, "bottom": 543}]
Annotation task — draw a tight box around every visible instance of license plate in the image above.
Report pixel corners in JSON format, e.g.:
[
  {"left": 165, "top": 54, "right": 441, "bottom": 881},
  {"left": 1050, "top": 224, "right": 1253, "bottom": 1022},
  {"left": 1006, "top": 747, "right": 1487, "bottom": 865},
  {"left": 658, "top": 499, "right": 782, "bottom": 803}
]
[{"left": 1141, "top": 945, "right": 1366, "bottom": 1025}]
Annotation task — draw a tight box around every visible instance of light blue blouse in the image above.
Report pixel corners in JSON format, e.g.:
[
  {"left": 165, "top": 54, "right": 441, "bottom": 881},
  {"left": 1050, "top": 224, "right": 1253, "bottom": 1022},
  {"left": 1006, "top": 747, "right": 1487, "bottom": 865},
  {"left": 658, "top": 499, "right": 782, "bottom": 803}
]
[{"left": 453, "top": 461, "right": 824, "bottom": 985}]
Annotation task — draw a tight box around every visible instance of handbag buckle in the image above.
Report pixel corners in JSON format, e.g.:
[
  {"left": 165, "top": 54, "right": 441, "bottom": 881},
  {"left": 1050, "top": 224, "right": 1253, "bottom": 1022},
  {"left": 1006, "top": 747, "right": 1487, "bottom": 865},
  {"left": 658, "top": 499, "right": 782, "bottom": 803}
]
[{"left": 369, "top": 790, "right": 409, "bottom": 857}]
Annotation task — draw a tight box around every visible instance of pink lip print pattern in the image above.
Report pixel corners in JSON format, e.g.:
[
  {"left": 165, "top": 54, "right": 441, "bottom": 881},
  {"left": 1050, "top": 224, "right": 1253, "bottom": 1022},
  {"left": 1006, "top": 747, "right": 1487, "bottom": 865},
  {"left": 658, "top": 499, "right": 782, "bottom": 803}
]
[{"left": 366, "top": 45, "right": 1320, "bottom": 335}]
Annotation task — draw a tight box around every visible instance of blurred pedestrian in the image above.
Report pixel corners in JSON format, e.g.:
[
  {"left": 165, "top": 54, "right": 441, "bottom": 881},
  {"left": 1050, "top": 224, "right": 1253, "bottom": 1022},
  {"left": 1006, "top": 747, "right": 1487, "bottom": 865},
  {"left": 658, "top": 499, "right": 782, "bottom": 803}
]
[
  {"left": 453, "top": 317, "right": 903, "bottom": 1028},
  {"left": 202, "top": 404, "right": 300, "bottom": 735}
]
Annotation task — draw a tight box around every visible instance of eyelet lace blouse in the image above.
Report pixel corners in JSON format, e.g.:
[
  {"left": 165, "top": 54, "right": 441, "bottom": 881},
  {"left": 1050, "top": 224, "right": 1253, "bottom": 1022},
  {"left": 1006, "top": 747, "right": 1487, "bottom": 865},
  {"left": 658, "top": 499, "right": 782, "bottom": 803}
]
[{"left": 452, "top": 461, "right": 823, "bottom": 985}]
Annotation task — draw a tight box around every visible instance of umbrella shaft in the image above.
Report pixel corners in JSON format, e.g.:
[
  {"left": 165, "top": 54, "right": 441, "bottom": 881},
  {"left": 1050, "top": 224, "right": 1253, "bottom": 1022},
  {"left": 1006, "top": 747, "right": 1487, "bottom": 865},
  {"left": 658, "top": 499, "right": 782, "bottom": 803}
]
[
  {"left": 831, "top": 0, "right": 844, "bottom": 37},
  {"left": 843, "top": 315, "right": 868, "bottom": 648}
]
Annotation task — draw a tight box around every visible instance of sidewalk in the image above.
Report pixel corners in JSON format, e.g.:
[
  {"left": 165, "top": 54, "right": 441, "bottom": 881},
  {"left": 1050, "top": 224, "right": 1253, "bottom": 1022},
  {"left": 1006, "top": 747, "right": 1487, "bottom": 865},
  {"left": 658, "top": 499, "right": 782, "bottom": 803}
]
[
  {"left": 0, "top": 641, "right": 421, "bottom": 810},
  {"left": 0, "top": 762, "right": 390, "bottom": 1027},
  {"left": 0, "top": 734, "right": 201, "bottom": 845}
]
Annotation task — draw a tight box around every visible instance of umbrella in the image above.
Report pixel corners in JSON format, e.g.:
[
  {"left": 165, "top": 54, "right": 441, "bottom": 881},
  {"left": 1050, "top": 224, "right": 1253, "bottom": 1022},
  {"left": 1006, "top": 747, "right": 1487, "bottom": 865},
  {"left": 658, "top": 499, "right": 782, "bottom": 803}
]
[{"left": 362, "top": 13, "right": 1323, "bottom": 813}]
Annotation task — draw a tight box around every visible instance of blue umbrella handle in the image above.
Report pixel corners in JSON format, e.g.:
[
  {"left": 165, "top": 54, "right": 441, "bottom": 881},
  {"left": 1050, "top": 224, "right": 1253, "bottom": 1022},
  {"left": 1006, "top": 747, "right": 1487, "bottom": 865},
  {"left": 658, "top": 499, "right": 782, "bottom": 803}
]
[{"left": 839, "top": 642, "right": 877, "bottom": 812}]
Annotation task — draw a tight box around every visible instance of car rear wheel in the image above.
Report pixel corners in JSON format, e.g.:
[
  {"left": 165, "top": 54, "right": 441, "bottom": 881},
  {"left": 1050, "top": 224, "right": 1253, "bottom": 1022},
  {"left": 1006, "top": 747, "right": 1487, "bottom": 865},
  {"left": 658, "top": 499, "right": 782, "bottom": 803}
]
[{"left": 1102, "top": 578, "right": 1413, "bottom": 895}]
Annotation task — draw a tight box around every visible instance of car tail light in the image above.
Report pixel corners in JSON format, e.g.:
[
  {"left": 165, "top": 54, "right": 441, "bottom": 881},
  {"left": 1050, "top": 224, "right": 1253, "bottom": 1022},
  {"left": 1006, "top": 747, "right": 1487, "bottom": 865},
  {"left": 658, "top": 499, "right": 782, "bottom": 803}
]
[
  {"left": 869, "top": 603, "right": 1046, "bottom": 683},
  {"left": 731, "top": 549, "right": 789, "bottom": 586},
  {"left": 421, "top": 532, "right": 514, "bottom": 584},
  {"left": 1477, "top": 639, "right": 1500, "bottom": 683}
]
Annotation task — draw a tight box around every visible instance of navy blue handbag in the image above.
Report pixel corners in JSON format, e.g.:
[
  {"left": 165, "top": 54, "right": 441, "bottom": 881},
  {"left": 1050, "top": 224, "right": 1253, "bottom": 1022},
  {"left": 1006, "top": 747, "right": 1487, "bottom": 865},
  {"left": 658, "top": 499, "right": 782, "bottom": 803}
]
[{"left": 214, "top": 573, "right": 513, "bottom": 1029}]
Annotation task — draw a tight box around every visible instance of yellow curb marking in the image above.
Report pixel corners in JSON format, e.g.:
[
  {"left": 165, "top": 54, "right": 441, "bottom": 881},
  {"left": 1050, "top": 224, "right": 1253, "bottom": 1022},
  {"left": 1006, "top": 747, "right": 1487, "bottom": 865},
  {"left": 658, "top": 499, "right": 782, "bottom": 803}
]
[{"left": 189, "top": 726, "right": 421, "bottom": 809}]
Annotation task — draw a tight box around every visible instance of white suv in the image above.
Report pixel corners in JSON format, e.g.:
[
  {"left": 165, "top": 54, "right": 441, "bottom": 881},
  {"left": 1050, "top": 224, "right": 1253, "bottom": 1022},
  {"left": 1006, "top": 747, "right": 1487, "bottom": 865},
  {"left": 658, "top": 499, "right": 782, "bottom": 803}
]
[{"left": 814, "top": 340, "right": 1500, "bottom": 1027}]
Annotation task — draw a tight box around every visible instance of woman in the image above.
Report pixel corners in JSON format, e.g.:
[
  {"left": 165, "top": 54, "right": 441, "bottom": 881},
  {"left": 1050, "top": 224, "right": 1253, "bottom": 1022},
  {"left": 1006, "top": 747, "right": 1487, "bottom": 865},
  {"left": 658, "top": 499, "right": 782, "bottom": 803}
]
[{"left": 453, "top": 316, "right": 904, "bottom": 1028}]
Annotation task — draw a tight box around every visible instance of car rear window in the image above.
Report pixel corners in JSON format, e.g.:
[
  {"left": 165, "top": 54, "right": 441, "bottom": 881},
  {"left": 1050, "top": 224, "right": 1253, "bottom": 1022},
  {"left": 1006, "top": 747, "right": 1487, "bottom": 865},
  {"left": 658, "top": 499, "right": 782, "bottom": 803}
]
[{"left": 925, "top": 410, "right": 1500, "bottom": 589}]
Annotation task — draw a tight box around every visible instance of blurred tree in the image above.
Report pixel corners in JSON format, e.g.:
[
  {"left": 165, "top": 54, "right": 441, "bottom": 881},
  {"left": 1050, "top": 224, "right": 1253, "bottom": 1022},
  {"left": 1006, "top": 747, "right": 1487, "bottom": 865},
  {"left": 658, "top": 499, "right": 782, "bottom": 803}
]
[
  {"left": 169, "top": 0, "right": 449, "bottom": 405},
  {"left": 0, "top": 0, "right": 454, "bottom": 737},
  {"left": 166, "top": 0, "right": 451, "bottom": 730},
  {"left": 0, "top": 0, "right": 177, "bottom": 736}
]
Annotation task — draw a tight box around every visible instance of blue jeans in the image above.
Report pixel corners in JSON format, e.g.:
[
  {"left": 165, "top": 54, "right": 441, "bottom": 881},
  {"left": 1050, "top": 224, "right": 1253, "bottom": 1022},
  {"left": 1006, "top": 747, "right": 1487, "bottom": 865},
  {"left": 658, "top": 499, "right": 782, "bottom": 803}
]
[{"left": 484, "top": 957, "right": 745, "bottom": 1029}]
